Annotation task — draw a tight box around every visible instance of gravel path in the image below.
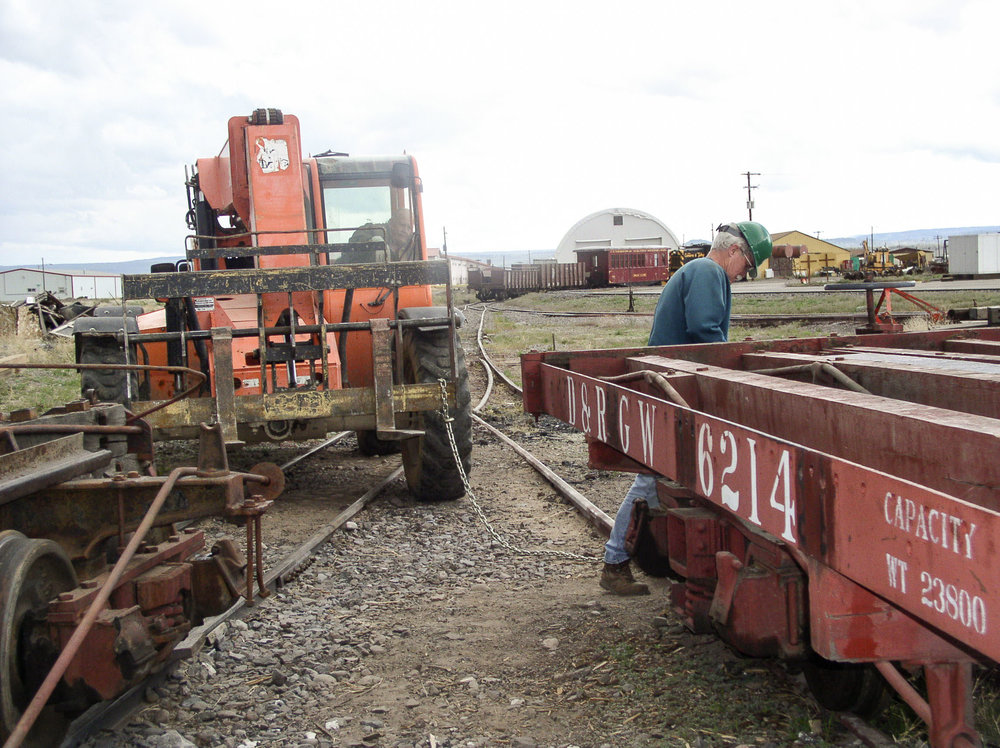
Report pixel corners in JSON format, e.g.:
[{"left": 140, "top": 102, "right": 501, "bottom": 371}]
[{"left": 78, "top": 309, "right": 875, "bottom": 748}]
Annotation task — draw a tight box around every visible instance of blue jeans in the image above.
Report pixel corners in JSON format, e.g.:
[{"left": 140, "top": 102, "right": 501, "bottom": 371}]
[{"left": 604, "top": 474, "right": 659, "bottom": 564}]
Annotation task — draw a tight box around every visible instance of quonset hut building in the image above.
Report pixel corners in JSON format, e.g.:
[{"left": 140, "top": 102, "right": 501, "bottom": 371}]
[{"left": 554, "top": 208, "right": 681, "bottom": 265}]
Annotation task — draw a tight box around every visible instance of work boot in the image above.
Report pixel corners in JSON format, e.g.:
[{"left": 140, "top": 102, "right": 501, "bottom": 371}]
[{"left": 600, "top": 561, "right": 649, "bottom": 596}]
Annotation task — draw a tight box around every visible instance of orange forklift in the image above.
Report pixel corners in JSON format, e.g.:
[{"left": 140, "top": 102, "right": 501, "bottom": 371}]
[{"left": 74, "top": 108, "right": 471, "bottom": 501}]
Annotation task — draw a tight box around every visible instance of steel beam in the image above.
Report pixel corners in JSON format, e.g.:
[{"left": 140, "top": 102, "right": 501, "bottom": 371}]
[
  {"left": 0, "top": 434, "right": 112, "bottom": 506},
  {"left": 123, "top": 259, "right": 450, "bottom": 299},
  {"left": 741, "top": 349, "right": 1000, "bottom": 419},
  {"left": 2, "top": 473, "right": 246, "bottom": 561},
  {"left": 630, "top": 355, "right": 1000, "bottom": 510}
]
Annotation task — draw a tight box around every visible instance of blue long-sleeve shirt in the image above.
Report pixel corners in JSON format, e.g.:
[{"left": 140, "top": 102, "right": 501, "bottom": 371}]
[{"left": 647, "top": 257, "right": 731, "bottom": 346}]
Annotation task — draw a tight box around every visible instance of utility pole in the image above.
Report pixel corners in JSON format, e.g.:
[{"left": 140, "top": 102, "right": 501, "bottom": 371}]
[{"left": 742, "top": 172, "right": 760, "bottom": 220}]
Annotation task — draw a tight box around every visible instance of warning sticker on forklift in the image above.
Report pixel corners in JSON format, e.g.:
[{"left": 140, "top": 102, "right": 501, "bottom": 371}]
[{"left": 255, "top": 137, "right": 290, "bottom": 173}]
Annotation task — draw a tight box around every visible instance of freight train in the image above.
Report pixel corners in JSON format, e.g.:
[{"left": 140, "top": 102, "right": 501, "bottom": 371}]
[{"left": 467, "top": 246, "right": 707, "bottom": 300}]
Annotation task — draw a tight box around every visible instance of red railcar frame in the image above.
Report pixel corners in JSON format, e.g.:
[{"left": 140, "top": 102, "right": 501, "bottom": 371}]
[{"left": 522, "top": 325, "right": 1000, "bottom": 748}]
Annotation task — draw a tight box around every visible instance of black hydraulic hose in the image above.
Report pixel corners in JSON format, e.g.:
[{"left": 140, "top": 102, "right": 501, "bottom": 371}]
[
  {"left": 184, "top": 296, "right": 212, "bottom": 394},
  {"left": 337, "top": 289, "right": 354, "bottom": 387}
]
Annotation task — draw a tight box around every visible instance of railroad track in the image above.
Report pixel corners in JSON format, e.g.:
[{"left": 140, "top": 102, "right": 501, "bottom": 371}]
[
  {"left": 10, "top": 306, "right": 988, "bottom": 746},
  {"left": 56, "top": 313, "right": 617, "bottom": 744},
  {"left": 472, "top": 302, "right": 931, "bottom": 326}
]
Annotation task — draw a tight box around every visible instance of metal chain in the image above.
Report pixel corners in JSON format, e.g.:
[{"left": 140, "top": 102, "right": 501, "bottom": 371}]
[{"left": 437, "top": 380, "right": 600, "bottom": 563}]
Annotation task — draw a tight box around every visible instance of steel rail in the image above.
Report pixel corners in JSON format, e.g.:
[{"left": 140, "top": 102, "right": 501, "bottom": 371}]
[
  {"left": 173, "top": 464, "right": 404, "bottom": 658},
  {"left": 279, "top": 431, "right": 351, "bottom": 472},
  {"left": 486, "top": 306, "right": 930, "bottom": 325},
  {"left": 472, "top": 305, "right": 495, "bottom": 412},
  {"left": 59, "top": 463, "right": 404, "bottom": 747},
  {"left": 471, "top": 413, "right": 612, "bottom": 535},
  {"left": 473, "top": 305, "right": 522, "bottom": 396}
]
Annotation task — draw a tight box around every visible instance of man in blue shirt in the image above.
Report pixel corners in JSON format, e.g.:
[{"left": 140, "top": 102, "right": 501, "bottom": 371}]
[{"left": 601, "top": 221, "right": 772, "bottom": 595}]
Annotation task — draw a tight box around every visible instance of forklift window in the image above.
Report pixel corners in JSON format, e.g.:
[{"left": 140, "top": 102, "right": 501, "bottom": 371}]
[
  {"left": 324, "top": 184, "right": 392, "bottom": 242},
  {"left": 322, "top": 180, "right": 415, "bottom": 262}
]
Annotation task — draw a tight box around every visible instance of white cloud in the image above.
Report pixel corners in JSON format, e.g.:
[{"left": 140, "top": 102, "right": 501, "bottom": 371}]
[{"left": 2, "top": 0, "right": 998, "bottom": 265}]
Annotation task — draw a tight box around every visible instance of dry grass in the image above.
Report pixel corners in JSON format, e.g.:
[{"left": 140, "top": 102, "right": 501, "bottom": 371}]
[{"left": 0, "top": 335, "right": 79, "bottom": 414}]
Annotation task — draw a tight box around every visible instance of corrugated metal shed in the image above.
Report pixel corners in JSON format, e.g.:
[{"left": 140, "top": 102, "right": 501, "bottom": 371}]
[
  {"left": 0, "top": 268, "right": 122, "bottom": 302},
  {"left": 555, "top": 208, "right": 680, "bottom": 264}
]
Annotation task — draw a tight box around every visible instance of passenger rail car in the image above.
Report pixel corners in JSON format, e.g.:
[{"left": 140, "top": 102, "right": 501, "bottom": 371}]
[{"left": 576, "top": 247, "right": 674, "bottom": 288}]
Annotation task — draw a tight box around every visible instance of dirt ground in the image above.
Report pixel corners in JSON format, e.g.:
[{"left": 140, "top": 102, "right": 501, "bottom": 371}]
[
  {"left": 156, "top": 421, "right": 856, "bottom": 748},
  {"left": 131, "top": 306, "right": 894, "bottom": 748}
]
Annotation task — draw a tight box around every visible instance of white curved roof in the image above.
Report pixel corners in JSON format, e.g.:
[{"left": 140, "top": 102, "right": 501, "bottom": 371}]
[{"left": 555, "top": 208, "right": 681, "bottom": 263}]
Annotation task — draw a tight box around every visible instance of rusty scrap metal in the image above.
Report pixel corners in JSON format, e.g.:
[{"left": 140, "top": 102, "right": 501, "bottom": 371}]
[
  {"left": 0, "top": 415, "right": 281, "bottom": 747},
  {"left": 122, "top": 259, "right": 450, "bottom": 299},
  {"left": 4, "top": 465, "right": 198, "bottom": 748},
  {"left": 0, "top": 433, "right": 112, "bottom": 505}
]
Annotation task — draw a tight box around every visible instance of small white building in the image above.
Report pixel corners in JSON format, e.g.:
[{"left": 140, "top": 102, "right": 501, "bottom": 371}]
[
  {"left": 947, "top": 233, "right": 1000, "bottom": 276},
  {"left": 427, "top": 248, "right": 492, "bottom": 285},
  {"left": 555, "top": 208, "right": 681, "bottom": 264},
  {"left": 0, "top": 268, "right": 122, "bottom": 303}
]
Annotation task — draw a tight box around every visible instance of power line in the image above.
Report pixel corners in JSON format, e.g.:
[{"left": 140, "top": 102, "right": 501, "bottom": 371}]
[{"left": 742, "top": 171, "right": 760, "bottom": 220}]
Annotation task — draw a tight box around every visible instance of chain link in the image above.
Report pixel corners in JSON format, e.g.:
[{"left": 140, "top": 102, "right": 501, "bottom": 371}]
[{"left": 437, "top": 380, "right": 600, "bottom": 563}]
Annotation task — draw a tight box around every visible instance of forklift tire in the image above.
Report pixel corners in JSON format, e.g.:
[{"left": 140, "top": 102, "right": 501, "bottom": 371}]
[
  {"left": 355, "top": 430, "right": 401, "bottom": 456},
  {"left": 399, "top": 328, "right": 472, "bottom": 502},
  {"left": 77, "top": 336, "right": 137, "bottom": 405}
]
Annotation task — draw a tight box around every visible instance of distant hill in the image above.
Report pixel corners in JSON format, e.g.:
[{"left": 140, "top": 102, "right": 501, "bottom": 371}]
[
  {"left": 0, "top": 257, "right": 183, "bottom": 275},
  {"left": 827, "top": 226, "right": 1000, "bottom": 249},
  {"left": 3, "top": 226, "right": 998, "bottom": 272}
]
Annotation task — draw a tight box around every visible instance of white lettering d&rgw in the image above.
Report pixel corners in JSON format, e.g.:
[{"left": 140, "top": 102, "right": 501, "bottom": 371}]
[
  {"left": 579, "top": 382, "right": 591, "bottom": 432},
  {"left": 566, "top": 375, "right": 576, "bottom": 427},
  {"left": 637, "top": 400, "right": 656, "bottom": 465},
  {"left": 618, "top": 396, "right": 630, "bottom": 453},
  {"left": 595, "top": 385, "right": 607, "bottom": 442}
]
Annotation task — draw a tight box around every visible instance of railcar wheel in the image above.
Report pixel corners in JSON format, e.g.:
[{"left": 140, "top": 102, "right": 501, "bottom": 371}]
[
  {"left": 803, "top": 657, "right": 890, "bottom": 718},
  {"left": 399, "top": 328, "right": 472, "bottom": 501},
  {"left": 0, "top": 531, "right": 78, "bottom": 746}
]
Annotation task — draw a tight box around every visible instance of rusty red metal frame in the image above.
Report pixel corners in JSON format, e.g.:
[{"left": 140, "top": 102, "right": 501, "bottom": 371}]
[
  {"left": 522, "top": 326, "right": 1000, "bottom": 747},
  {"left": 874, "top": 287, "right": 946, "bottom": 324}
]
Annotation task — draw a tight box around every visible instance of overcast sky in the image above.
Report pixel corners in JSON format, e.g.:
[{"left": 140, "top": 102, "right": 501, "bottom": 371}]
[{"left": 2, "top": 0, "right": 998, "bottom": 265}]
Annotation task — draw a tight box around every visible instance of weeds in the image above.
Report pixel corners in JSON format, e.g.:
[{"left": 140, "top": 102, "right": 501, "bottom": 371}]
[{"left": 0, "top": 336, "right": 78, "bottom": 414}]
